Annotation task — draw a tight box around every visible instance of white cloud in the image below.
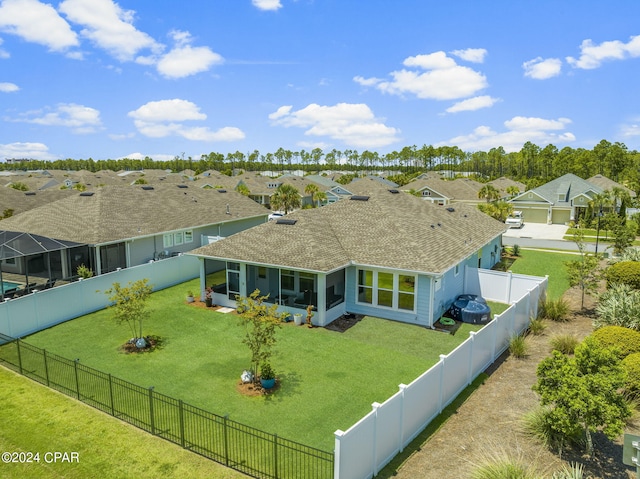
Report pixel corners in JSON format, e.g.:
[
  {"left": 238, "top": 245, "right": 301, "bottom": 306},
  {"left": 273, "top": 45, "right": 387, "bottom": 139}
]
[
  {"left": 620, "top": 120, "right": 640, "bottom": 138},
  {"left": 252, "top": 0, "right": 282, "bottom": 11},
  {"left": 156, "top": 30, "right": 223, "bottom": 78},
  {"left": 0, "top": 0, "right": 78, "bottom": 52},
  {"left": 0, "top": 141, "right": 58, "bottom": 160},
  {"left": 439, "top": 116, "right": 575, "bottom": 152},
  {"left": 566, "top": 35, "right": 640, "bottom": 69},
  {"left": 523, "top": 57, "right": 562, "bottom": 79},
  {"left": 0, "top": 82, "right": 19, "bottom": 92},
  {"left": 446, "top": 95, "right": 499, "bottom": 113},
  {"left": 11, "top": 103, "right": 102, "bottom": 133},
  {"left": 269, "top": 102, "right": 401, "bottom": 148},
  {"left": 0, "top": 37, "right": 9, "bottom": 58},
  {"left": 356, "top": 51, "right": 488, "bottom": 101},
  {"left": 128, "top": 99, "right": 244, "bottom": 142},
  {"left": 59, "top": 0, "right": 161, "bottom": 62},
  {"left": 450, "top": 48, "right": 487, "bottom": 63}
]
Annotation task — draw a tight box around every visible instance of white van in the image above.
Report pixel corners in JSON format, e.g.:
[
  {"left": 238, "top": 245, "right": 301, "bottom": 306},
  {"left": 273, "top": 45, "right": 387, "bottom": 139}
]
[{"left": 505, "top": 211, "right": 524, "bottom": 228}]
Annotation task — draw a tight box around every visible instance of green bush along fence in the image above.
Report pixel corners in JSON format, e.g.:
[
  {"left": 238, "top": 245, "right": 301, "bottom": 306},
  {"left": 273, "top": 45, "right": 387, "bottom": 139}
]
[{"left": 0, "top": 333, "right": 333, "bottom": 479}]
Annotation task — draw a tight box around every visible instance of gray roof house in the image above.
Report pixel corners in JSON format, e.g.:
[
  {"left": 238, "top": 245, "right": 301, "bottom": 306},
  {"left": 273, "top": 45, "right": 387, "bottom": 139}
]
[
  {"left": 0, "top": 184, "right": 269, "bottom": 282},
  {"left": 508, "top": 173, "right": 603, "bottom": 224},
  {"left": 188, "top": 188, "right": 507, "bottom": 328}
]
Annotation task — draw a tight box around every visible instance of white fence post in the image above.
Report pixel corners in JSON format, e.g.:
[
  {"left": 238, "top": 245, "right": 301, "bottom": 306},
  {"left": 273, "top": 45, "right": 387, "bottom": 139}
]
[
  {"left": 334, "top": 429, "right": 344, "bottom": 479},
  {"left": 468, "top": 331, "right": 477, "bottom": 385},
  {"left": 438, "top": 354, "right": 446, "bottom": 413},
  {"left": 399, "top": 384, "right": 408, "bottom": 452},
  {"left": 372, "top": 402, "right": 381, "bottom": 476}
]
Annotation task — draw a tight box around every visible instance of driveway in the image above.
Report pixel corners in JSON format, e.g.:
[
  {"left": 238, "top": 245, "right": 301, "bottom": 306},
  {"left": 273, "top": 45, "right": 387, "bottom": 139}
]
[{"left": 502, "top": 223, "right": 568, "bottom": 240}]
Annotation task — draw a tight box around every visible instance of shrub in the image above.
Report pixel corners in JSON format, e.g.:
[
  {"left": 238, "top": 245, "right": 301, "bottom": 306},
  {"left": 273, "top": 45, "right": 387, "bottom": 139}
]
[
  {"left": 509, "top": 334, "right": 528, "bottom": 358},
  {"left": 528, "top": 318, "right": 547, "bottom": 336},
  {"left": 622, "top": 352, "right": 640, "bottom": 397},
  {"left": 551, "top": 463, "right": 584, "bottom": 479},
  {"left": 522, "top": 406, "right": 582, "bottom": 454},
  {"left": 595, "top": 283, "right": 640, "bottom": 330},
  {"left": 471, "top": 449, "right": 541, "bottom": 479},
  {"left": 541, "top": 298, "right": 570, "bottom": 322},
  {"left": 605, "top": 260, "right": 640, "bottom": 289},
  {"left": 511, "top": 244, "right": 521, "bottom": 256},
  {"left": 619, "top": 246, "right": 640, "bottom": 262},
  {"left": 591, "top": 325, "right": 640, "bottom": 359},
  {"left": 549, "top": 334, "right": 579, "bottom": 355}
]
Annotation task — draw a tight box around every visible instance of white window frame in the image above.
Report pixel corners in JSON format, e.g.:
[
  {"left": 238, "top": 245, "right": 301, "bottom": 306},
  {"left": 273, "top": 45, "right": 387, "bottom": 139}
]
[
  {"left": 356, "top": 268, "right": 416, "bottom": 312},
  {"left": 174, "top": 232, "right": 184, "bottom": 246},
  {"left": 163, "top": 233, "right": 173, "bottom": 248},
  {"left": 184, "top": 230, "right": 193, "bottom": 243}
]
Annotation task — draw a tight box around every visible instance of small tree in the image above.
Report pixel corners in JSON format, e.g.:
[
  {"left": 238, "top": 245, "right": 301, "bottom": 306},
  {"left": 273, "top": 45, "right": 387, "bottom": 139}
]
[
  {"left": 533, "top": 337, "right": 631, "bottom": 456},
  {"left": 565, "top": 228, "right": 602, "bottom": 309},
  {"left": 104, "top": 279, "right": 153, "bottom": 343},
  {"left": 236, "top": 290, "right": 288, "bottom": 382}
]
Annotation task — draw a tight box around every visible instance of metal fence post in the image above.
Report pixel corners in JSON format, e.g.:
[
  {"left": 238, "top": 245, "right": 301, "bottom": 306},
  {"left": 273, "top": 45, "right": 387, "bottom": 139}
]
[
  {"left": 108, "top": 373, "right": 115, "bottom": 416},
  {"left": 148, "top": 386, "right": 155, "bottom": 435},
  {"left": 43, "top": 349, "right": 50, "bottom": 387},
  {"left": 179, "top": 399, "right": 185, "bottom": 449},
  {"left": 73, "top": 358, "right": 80, "bottom": 400},
  {"left": 16, "top": 339, "right": 23, "bottom": 375},
  {"left": 223, "top": 414, "right": 230, "bottom": 466},
  {"left": 273, "top": 434, "right": 279, "bottom": 479}
]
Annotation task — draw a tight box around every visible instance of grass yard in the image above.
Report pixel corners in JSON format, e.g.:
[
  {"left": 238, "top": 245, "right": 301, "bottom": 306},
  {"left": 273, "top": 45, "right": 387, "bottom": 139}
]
[
  {"left": 507, "top": 249, "right": 578, "bottom": 299},
  {"left": 16, "top": 277, "right": 483, "bottom": 452},
  {"left": 0, "top": 367, "right": 244, "bottom": 479}
]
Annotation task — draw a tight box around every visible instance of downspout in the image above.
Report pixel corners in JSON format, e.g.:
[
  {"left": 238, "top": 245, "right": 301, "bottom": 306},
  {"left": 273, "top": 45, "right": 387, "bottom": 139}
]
[{"left": 429, "top": 276, "right": 436, "bottom": 329}]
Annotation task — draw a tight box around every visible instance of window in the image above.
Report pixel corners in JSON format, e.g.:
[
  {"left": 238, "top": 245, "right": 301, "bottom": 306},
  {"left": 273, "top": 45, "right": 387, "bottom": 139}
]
[
  {"left": 258, "top": 266, "right": 267, "bottom": 279},
  {"left": 454, "top": 264, "right": 460, "bottom": 276},
  {"left": 281, "top": 269, "right": 295, "bottom": 290},
  {"left": 299, "top": 272, "right": 315, "bottom": 292},
  {"left": 163, "top": 233, "right": 173, "bottom": 248},
  {"left": 184, "top": 230, "right": 193, "bottom": 243},
  {"left": 422, "top": 190, "right": 431, "bottom": 196},
  {"left": 357, "top": 269, "right": 416, "bottom": 311},
  {"left": 358, "top": 269, "right": 373, "bottom": 304},
  {"left": 174, "top": 232, "right": 184, "bottom": 245}
]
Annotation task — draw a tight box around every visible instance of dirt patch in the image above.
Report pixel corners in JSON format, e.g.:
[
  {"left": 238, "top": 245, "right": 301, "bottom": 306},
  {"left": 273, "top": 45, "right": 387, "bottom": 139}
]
[
  {"left": 120, "top": 335, "right": 163, "bottom": 354},
  {"left": 391, "top": 285, "right": 640, "bottom": 479},
  {"left": 236, "top": 379, "right": 280, "bottom": 397}
]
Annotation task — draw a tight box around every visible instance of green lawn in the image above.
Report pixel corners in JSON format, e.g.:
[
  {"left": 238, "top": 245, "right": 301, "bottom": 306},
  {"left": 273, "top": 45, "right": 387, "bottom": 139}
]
[
  {"left": 507, "top": 249, "right": 578, "bottom": 299},
  {"left": 16, "top": 277, "right": 483, "bottom": 451},
  {"left": 0, "top": 367, "right": 244, "bottom": 479}
]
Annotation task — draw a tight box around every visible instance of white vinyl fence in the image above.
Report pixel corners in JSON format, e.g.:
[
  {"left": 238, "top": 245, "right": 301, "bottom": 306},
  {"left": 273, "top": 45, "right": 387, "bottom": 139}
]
[
  {"left": 334, "top": 269, "right": 547, "bottom": 479},
  {"left": 0, "top": 255, "right": 200, "bottom": 338}
]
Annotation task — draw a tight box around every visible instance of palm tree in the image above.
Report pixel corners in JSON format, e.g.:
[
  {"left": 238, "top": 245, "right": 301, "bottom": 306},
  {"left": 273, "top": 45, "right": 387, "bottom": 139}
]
[
  {"left": 235, "top": 183, "right": 250, "bottom": 196},
  {"left": 270, "top": 184, "right": 301, "bottom": 214},
  {"left": 478, "top": 184, "right": 500, "bottom": 203},
  {"left": 506, "top": 185, "right": 520, "bottom": 198},
  {"left": 304, "top": 183, "right": 326, "bottom": 207}
]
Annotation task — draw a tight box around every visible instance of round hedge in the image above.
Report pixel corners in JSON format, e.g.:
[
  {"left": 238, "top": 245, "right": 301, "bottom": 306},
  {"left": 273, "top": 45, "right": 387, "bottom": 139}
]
[
  {"left": 591, "top": 325, "right": 640, "bottom": 359},
  {"left": 622, "top": 352, "right": 640, "bottom": 396},
  {"left": 606, "top": 261, "right": 640, "bottom": 289}
]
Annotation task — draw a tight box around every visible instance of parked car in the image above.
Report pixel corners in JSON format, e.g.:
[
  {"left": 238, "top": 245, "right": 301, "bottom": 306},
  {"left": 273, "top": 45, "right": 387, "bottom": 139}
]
[
  {"left": 268, "top": 212, "right": 284, "bottom": 221},
  {"left": 505, "top": 211, "right": 524, "bottom": 229},
  {"left": 445, "top": 294, "right": 491, "bottom": 324}
]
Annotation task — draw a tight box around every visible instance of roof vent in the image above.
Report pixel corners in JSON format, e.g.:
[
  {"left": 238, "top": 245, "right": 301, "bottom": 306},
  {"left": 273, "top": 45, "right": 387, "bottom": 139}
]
[
  {"left": 141, "top": 186, "right": 154, "bottom": 191},
  {"left": 276, "top": 219, "right": 297, "bottom": 225},
  {"left": 217, "top": 189, "right": 227, "bottom": 193},
  {"left": 430, "top": 224, "right": 435, "bottom": 229},
  {"left": 177, "top": 184, "right": 188, "bottom": 189},
  {"left": 350, "top": 195, "right": 370, "bottom": 201},
  {"left": 388, "top": 189, "right": 399, "bottom": 194},
  {"left": 446, "top": 207, "right": 455, "bottom": 212},
  {"left": 24, "top": 192, "right": 36, "bottom": 196},
  {"left": 79, "top": 192, "right": 94, "bottom": 197}
]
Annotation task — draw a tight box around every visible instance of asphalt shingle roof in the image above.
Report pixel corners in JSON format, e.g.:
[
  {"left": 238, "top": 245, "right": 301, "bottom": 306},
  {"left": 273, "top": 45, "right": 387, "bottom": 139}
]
[
  {"left": 190, "top": 189, "right": 507, "bottom": 274},
  {"left": 0, "top": 185, "right": 269, "bottom": 244}
]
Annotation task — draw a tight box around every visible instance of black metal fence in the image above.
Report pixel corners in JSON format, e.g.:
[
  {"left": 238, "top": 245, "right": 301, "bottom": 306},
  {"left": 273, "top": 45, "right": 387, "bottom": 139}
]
[{"left": 0, "top": 333, "right": 334, "bottom": 479}]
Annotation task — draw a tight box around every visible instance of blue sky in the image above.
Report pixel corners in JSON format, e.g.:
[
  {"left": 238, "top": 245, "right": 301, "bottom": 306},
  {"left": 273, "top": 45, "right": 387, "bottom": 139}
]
[{"left": 1, "top": 0, "right": 640, "bottom": 162}]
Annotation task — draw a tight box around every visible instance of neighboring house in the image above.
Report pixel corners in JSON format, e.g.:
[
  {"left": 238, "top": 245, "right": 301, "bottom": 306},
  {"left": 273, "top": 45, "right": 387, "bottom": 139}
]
[
  {"left": 487, "top": 177, "right": 526, "bottom": 199},
  {"left": 587, "top": 174, "right": 636, "bottom": 199},
  {"left": 233, "top": 174, "right": 316, "bottom": 209},
  {"left": 508, "top": 173, "right": 603, "bottom": 224},
  {"left": 0, "top": 185, "right": 269, "bottom": 280},
  {"left": 188, "top": 189, "right": 507, "bottom": 328},
  {"left": 402, "top": 177, "right": 483, "bottom": 205}
]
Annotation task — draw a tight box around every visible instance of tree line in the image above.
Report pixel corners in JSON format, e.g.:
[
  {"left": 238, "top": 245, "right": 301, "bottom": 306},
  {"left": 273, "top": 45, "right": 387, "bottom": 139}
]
[{"left": 3, "top": 139, "right": 639, "bottom": 193}]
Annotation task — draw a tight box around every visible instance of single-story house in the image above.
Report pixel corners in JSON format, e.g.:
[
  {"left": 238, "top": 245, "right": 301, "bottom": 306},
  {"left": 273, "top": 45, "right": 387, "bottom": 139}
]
[
  {"left": 0, "top": 184, "right": 270, "bottom": 280},
  {"left": 508, "top": 173, "right": 603, "bottom": 224},
  {"left": 188, "top": 188, "right": 507, "bottom": 327}
]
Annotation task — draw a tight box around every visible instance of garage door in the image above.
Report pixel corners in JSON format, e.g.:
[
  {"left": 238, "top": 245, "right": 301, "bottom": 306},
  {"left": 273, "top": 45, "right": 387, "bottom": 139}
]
[
  {"left": 551, "top": 209, "right": 571, "bottom": 225},
  {"left": 520, "top": 207, "right": 547, "bottom": 224}
]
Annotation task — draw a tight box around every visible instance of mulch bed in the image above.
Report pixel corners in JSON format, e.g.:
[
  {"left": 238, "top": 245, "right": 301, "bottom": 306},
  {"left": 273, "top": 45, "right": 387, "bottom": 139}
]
[
  {"left": 120, "top": 335, "right": 163, "bottom": 354},
  {"left": 324, "top": 314, "right": 363, "bottom": 333},
  {"left": 236, "top": 379, "right": 280, "bottom": 397}
]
